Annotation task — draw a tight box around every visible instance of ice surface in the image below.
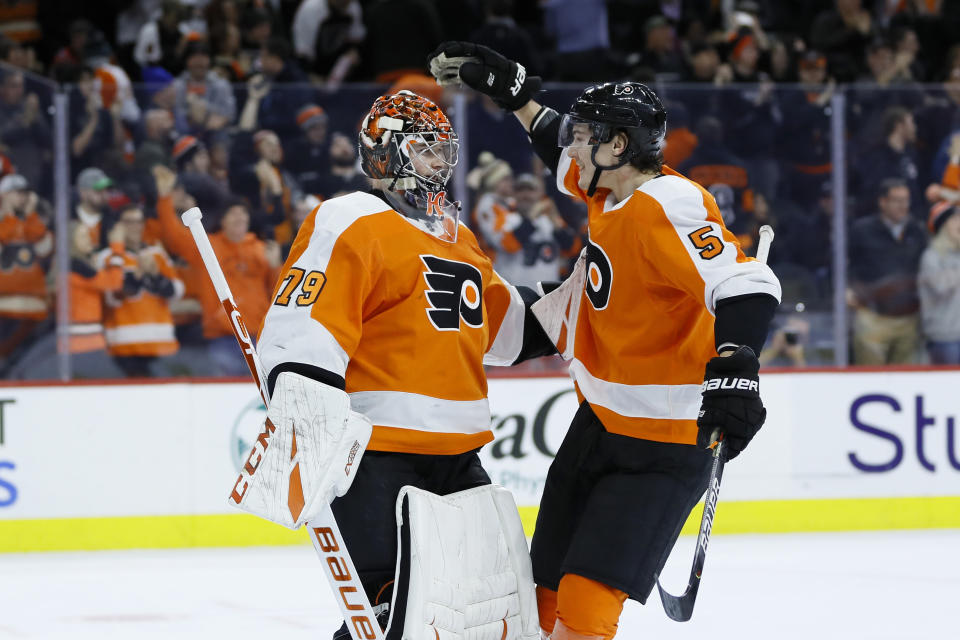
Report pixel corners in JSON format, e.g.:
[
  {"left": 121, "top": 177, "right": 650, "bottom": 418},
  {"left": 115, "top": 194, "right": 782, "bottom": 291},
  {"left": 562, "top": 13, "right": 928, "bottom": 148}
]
[{"left": 1, "top": 529, "right": 956, "bottom": 639}]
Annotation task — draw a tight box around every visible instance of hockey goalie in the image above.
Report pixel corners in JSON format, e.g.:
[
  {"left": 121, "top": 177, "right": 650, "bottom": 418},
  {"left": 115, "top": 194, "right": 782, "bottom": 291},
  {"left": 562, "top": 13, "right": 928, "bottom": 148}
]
[{"left": 230, "top": 90, "right": 555, "bottom": 640}]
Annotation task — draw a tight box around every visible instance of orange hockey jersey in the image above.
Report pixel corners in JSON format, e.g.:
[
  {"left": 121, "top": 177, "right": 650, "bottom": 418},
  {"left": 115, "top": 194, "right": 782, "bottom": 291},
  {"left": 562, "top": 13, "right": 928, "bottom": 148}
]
[
  {"left": 556, "top": 156, "right": 781, "bottom": 445},
  {"left": 258, "top": 191, "right": 530, "bottom": 455},
  {"left": 97, "top": 245, "right": 182, "bottom": 357},
  {"left": 0, "top": 210, "right": 51, "bottom": 320}
]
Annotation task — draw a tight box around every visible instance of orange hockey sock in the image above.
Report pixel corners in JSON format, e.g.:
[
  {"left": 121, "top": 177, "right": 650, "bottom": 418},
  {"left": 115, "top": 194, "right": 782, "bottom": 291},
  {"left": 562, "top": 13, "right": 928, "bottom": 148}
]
[
  {"left": 555, "top": 574, "right": 628, "bottom": 639},
  {"left": 536, "top": 585, "right": 558, "bottom": 635}
]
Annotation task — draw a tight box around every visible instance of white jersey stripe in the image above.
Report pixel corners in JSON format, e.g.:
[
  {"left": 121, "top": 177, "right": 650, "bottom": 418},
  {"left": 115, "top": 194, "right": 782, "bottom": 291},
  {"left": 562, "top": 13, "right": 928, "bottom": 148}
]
[
  {"left": 638, "top": 175, "right": 781, "bottom": 313},
  {"left": 348, "top": 391, "right": 491, "bottom": 434},
  {"left": 569, "top": 358, "right": 702, "bottom": 420},
  {"left": 105, "top": 323, "right": 175, "bottom": 345},
  {"left": 483, "top": 273, "right": 526, "bottom": 366}
]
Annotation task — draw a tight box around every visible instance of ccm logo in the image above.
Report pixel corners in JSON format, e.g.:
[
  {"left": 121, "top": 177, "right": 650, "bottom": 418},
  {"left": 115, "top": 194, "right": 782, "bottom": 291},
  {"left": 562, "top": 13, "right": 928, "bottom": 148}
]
[
  {"left": 344, "top": 440, "right": 361, "bottom": 476},
  {"left": 314, "top": 526, "right": 379, "bottom": 639},
  {"left": 702, "top": 378, "right": 758, "bottom": 392},
  {"left": 230, "top": 418, "right": 277, "bottom": 504}
]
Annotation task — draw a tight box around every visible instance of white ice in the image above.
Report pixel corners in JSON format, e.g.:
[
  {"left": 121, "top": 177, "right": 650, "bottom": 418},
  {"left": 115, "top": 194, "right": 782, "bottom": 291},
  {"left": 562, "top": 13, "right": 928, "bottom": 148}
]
[{"left": 1, "top": 530, "right": 956, "bottom": 639}]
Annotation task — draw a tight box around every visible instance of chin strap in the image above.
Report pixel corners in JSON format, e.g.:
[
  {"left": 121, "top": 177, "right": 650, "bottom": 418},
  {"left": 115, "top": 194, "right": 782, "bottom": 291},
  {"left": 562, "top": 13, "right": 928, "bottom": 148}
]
[{"left": 585, "top": 145, "right": 633, "bottom": 198}]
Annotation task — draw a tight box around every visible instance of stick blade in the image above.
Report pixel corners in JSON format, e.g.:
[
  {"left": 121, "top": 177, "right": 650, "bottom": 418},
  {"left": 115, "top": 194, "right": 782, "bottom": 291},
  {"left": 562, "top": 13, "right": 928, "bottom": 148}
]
[{"left": 656, "top": 576, "right": 700, "bottom": 622}]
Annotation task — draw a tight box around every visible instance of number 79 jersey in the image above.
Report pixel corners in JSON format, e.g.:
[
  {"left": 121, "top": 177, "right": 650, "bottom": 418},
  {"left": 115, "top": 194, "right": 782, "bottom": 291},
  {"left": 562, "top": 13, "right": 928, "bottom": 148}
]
[
  {"left": 556, "top": 156, "right": 781, "bottom": 445},
  {"left": 257, "top": 192, "right": 528, "bottom": 455}
]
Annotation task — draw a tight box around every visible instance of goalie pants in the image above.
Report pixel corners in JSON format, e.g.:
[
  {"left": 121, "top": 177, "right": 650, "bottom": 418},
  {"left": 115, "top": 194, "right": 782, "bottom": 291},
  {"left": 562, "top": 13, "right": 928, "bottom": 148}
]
[
  {"left": 529, "top": 401, "right": 712, "bottom": 603},
  {"left": 329, "top": 449, "right": 491, "bottom": 612}
]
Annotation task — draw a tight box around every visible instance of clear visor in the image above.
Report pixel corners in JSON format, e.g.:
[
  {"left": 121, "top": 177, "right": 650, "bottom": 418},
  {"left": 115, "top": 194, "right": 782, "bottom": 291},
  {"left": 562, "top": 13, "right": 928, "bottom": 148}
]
[
  {"left": 557, "top": 114, "right": 612, "bottom": 148},
  {"left": 400, "top": 133, "right": 460, "bottom": 189}
]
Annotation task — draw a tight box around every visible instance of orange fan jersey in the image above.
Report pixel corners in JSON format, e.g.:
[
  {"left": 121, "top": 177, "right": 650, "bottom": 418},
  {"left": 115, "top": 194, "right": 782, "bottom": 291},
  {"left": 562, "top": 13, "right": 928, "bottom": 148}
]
[
  {"left": 258, "top": 192, "right": 530, "bottom": 456},
  {"left": 555, "top": 155, "right": 781, "bottom": 445},
  {"left": 97, "top": 245, "right": 182, "bottom": 357},
  {"left": 0, "top": 211, "right": 52, "bottom": 320}
]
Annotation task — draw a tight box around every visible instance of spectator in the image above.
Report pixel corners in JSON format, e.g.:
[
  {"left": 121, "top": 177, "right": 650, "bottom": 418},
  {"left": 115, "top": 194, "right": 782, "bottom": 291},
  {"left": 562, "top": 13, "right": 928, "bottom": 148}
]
[
  {"left": 506, "top": 172, "right": 580, "bottom": 288},
  {"left": 99, "top": 204, "right": 182, "bottom": 378},
  {"left": 469, "top": 0, "right": 542, "bottom": 77},
  {"left": 679, "top": 116, "right": 757, "bottom": 248},
  {"left": 759, "top": 311, "right": 811, "bottom": 368},
  {"left": 779, "top": 51, "right": 836, "bottom": 206},
  {"left": 231, "top": 128, "right": 299, "bottom": 241},
  {"left": 924, "top": 62, "right": 960, "bottom": 184},
  {"left": 919, "top": 202, "right": 960, "bottom": 364},
  {"left": 154, "top": 166, "right": 281, "bottom": 377},
  {"left": 173, "top": 135, "right": 231, "bottom": 222},
  {"left": 173, "top": 41, "right": 236, "bottom": 135},
  {"left": 68, "top": 65, "right": 120, "bottom": 177},
  {"left": 630, "top": 14, "right": 685, "bottom": 81},
  {"left": 684, "top": 42, "right": 721, "bottom": 83},
  {"left": 133, "top": 109, "right": 175, "bottom": 174},
  {"left": 858, "top": 106, "right": 922, "bottom": 217},
  {"left": 7, "top": 220, "right": 126, "bottom": 380},
  {"left": 286, "top": 104, "right": 330, "bottom": 195},
  {"left": 211, "top": 23, "right": 249, "bottom": 82},
  {"left": 361, "top": 0, "right": 443, "bottom": 82},
  {"left": 133, "top": 0, "right": 189, "bottom": 74},
  {"left": 241, "top": 6, "right": 273, "bottom": 67},
  {"left": 715, "top": 28, "right": 782, "bottom": 199},
  {"left": 0, "top": 173, "right": 51, "bottom": 367},
  {"left": 810, "top": 0, "right": 875, "bottom": 81},
  {"left": 292, "top": 0, "right": 365, "bottom": 83},
  {"left": 255, "top": 36, "right": 313, "bottom": 143},
  {"left": 314, "top": 131, "right": 369, "bottom": 198},
  {"left": 283, "top": 193, "right": 322, "bottom": 255},
  {"left": 0, "top": 69, "right": 50, "bottom": 196},
  {"left": 848, "top": 178, "right": 927, "bottom": 365},
  {"left": 542, "top": 0, "right": 612, "bottom": 81},
  {"left": 141, "top": 65, "right": 177, "bottom": 112},
  {"left": 73, "top": 167, "right": 112, "bottom": 245},
  {"left": 50, "top": 19, "right": 93, "bottom": 75},
  {"left": 777, "top": 179, "right": 836, "bottom": 300},
  {"left": 468, "top": 151, "right": 525, "bottom": 268}
]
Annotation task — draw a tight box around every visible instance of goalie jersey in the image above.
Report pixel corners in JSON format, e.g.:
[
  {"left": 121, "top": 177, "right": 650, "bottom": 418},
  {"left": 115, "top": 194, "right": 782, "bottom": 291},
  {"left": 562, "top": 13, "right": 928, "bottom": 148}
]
[
  {"left": 258, "top": 191, "right": 530, "bottom": 455},
  {"left": 555, "top": 156, "right": 781, "bottom": 445}
]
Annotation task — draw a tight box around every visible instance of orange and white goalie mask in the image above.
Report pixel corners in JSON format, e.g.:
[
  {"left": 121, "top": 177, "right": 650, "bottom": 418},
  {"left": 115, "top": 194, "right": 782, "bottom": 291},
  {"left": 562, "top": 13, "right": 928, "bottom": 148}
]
[{"left": 359, "top": 90, "right": 462, "bottom": 242}]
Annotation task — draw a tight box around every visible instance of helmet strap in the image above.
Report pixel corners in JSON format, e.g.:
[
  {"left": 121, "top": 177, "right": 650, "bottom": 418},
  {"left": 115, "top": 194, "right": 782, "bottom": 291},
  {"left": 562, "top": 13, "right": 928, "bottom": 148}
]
[{"left": 586, "top": 144, "right": 632, "bottom": 197}]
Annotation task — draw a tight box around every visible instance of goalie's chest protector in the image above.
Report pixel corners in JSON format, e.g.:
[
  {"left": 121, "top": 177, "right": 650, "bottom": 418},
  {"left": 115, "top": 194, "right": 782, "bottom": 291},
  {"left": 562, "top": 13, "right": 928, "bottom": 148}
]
[
  {"left": 557, "top": 158, "right": 764, "bottom": 446},
  {"left": 259, "top": 192, "right": 523, "bottom": 456}
]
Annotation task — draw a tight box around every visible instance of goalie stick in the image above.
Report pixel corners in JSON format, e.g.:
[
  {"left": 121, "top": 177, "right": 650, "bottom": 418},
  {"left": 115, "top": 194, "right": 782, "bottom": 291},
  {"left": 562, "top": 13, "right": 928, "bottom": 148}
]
[
  {"left": 655, "top": 224, "right": 775, "bottom": 623},
  {"left": 181, "top": 207, "right": 385, "bottom": 640}
]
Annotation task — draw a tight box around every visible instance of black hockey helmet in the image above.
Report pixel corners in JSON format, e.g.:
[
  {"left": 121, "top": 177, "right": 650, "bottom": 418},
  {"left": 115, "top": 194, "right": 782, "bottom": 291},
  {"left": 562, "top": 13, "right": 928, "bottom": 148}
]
[{"left": 559, "top": 82, "right": 667, "bottom": 169}]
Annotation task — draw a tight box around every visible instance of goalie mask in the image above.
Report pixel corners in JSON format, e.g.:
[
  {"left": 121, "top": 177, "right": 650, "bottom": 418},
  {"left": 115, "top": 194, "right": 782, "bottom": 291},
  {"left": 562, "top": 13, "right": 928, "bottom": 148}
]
[{"left": 359, "top": 91, "right": 462, "bottom": 242}]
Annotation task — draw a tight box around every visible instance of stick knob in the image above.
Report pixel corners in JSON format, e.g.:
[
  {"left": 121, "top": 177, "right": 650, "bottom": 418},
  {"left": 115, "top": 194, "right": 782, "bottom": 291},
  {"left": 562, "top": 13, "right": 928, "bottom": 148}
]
[{"left": 181, "top": 207, "right": 203, "bottom": 227}]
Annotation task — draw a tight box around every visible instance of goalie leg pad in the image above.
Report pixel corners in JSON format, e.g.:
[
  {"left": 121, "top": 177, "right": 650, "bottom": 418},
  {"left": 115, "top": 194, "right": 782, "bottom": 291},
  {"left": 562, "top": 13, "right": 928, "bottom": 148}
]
[
  {"left": 389, "top": 485, "right": 539, "bottom": 640},
  {"left": 229, "top": 371, "right": 372, "bottom": 529}
]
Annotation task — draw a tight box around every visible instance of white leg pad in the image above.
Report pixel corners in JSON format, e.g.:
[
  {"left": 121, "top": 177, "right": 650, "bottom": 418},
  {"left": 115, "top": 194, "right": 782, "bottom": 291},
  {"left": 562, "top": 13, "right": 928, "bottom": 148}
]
[{"left": 392, "top": 485, "right": 539, "bottom": 640}]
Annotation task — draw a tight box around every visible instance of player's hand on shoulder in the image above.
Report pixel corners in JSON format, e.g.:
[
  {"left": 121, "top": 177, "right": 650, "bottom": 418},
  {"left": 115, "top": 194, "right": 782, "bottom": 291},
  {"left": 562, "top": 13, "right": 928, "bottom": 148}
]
[
  {"left": 428, "top": 41, "right": 541, "bottom": 112},
  {"left": 696, "top": 345, "right": 765, "bottom": 462}
]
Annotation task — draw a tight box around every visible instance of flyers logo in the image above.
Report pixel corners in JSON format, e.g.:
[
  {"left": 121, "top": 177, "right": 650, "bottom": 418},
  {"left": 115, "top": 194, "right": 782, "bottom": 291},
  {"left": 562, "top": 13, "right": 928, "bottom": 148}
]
[
  {"left": 426, "top": 191, "right": 445, "bottom": 218},
  {"left": 421, "top": 255, "right": 483, "bottom": 331},
  {"left": 585, "top": 239, "right": 613, "bottom": 310}
]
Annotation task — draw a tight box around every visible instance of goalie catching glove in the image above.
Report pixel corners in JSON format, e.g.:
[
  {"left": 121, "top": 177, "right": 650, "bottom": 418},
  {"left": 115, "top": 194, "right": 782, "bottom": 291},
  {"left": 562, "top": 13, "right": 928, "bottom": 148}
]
[
  {"left": 229, "top": 371, "right": 372, "bottom": 529},
  {"left": 428, "top": 41, "right": 541, "bottom": 111},
  {"left": 696, "top": 345, "right": 766, "bottom": 462}
]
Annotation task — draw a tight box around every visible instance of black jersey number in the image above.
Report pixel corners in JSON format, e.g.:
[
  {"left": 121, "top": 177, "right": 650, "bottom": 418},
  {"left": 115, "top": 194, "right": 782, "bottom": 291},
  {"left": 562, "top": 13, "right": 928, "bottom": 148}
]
[
  {"left": 274, "top": 267, "right": 327, "bottom": 307},
  {"left": 688, "top": 226, "right": 724, "bottom": 260}
]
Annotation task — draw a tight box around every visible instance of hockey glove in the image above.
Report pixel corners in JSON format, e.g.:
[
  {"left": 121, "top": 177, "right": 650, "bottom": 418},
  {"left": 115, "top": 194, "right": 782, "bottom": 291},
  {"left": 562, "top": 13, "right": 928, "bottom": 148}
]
[
  {"left": 428, "top": 41, "right": 541, "bottom": 111},
  {"left": 696, "top": 345, "right": 766, "bottom": 462}
]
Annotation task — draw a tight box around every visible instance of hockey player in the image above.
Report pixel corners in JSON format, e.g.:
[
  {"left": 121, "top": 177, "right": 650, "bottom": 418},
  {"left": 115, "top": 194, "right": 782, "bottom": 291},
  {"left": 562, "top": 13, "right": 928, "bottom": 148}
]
[
  {"left": 255, "top": 90, "right": 550, "bottom": 639},
  {"left": 429, "top": 43, "right": 782, "bottom": 639}
]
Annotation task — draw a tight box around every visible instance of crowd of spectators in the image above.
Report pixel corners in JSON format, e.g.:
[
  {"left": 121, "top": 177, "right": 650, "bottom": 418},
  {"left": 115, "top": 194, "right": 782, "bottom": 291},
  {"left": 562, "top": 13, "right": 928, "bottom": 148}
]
[{"left": 0, "top": 0, "right": 959, "bottom": 378}]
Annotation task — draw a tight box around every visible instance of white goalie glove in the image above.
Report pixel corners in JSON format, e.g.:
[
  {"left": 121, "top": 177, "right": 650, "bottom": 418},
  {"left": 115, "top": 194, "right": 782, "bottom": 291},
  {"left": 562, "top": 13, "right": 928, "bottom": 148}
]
[{"left": 229, "top": 371, "right": 372, "bottom": 529}]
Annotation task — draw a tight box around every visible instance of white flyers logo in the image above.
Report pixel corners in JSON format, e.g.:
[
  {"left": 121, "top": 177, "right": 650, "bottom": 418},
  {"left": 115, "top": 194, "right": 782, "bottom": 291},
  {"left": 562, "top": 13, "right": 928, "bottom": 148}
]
[
  {"left": 612, "top": 84, "right": 634, "bottom": 95},
  {"left": 510, "top": 64, "right": 527, "bottom": 97}
]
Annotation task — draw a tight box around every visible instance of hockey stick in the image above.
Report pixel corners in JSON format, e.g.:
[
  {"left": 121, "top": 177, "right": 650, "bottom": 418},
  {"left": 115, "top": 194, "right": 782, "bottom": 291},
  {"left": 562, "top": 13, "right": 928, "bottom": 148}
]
[
  {"left": 655, "top": 224, "right": 774, "bottom": 622},
  {"left": 181, "top": 208, "right": 385, "bottom": 640}
]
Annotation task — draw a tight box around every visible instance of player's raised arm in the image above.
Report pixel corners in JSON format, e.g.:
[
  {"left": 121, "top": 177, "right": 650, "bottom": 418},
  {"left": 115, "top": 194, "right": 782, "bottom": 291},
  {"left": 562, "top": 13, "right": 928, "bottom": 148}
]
[{"left": 428, "top": 42, "right": 564, "bottom": 171}]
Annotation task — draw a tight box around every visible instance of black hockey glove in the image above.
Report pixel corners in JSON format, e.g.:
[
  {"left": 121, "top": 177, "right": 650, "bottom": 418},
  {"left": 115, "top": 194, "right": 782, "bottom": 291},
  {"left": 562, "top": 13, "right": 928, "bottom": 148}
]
[
  {"left": 696, "top": 345, "right": 766, "bottom": 462},
  {"left": 428, "top": 41, "right": 541, "bottom": 111}
]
